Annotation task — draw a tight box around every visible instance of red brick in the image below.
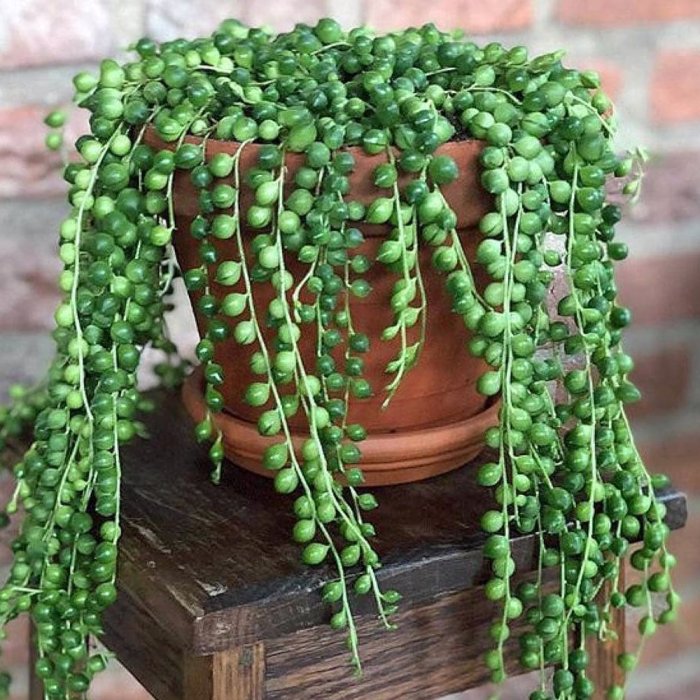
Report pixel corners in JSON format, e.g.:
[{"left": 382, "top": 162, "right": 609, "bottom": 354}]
[
  {"left": 626, "top": 585, "right": 700, "bottom": 670},
  {"left": 0, "top": 1, "right": 112, "bottom": 69},
  {"left": 556, "top": 0, "right": 700, "bottom": 26},
  {"left": 638, "top": 426, "right": 700, "bottom": 495},
  {"left": 243, "top": 2, "right": 328, "bottom": 31},
  {"left": 0, "top": 233, "right": 61, "bottom": 331},
  {"left": 147, "top": 0, "right": 244, "bottom": 39},
  {"left": 664, "top": 505, "right": 700, "bottom": 592},
  {"left": 546, "top": 57, "right": 623, "bottom": 107},
  {"left": 574, "top": 59, "right": 623, "bottom": 100},
  {"left": 623, "top": 500, "right": 699, "bottom": 597},
  {"left": 0, "top": 477, "right": 23, "bottom": 569},
  {"left": 651, "top": 51, "right": 700, "bottom": 123},
  {"left": 459, "top": 670, "right": 541, "bottom": 699},
  {"left": 5, "top": 666, "right": 29, "bottom": 700},
  {"left": 0, "top": 106, "right": 61, "bottom": 199},
  {"left": 26, "top": 660, "right": 153, "bottom": 700},
  {"left": 0, "top": 105, "right": 87, "bottom": 200},
  {"left": 365, "top": 0, "right": 532, "bottom": 34},
  {"left": 662, "top": 455, "right": 700, "bottom": 496},
  {"left": 616, "top": 253, "right": 700, "bottom": 325},
  {"left": 626, "top": 345, "right": 692, "bottom": 420},
  {"left": 0, "top": 531, "right": 20, "bottom": 569},
  {"left": 90, "top": 661, "right": 152, "bottom": 699},
  {"left": 631, "top": 151, "right": 700, "bottom": 225},
  {"left": 633, "top": 672, "right": 700, "bottom": 700},
  {"left": 0, "top": 334, "right": 56, "bottom": 400},
  {"left": 3, "top": 617, "right": 28, "bottom": 667}
]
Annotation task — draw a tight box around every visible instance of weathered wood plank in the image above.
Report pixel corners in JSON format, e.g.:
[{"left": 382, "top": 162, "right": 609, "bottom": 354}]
[
  {"left": 102, "top": 586, "right": 185, "bottom": 700},
  {"left": 587, "top": 569, "right": 627, "bottom": 699},
  {"left": 214, "top": 644, "right": 266, "bottom": 700},
  {"left": 183, "top": 654, "right": 214, "bottom": 700},
  {"left": 265, "top": 585, "right": 532, "bottom": 700},
  {"left": 183, "top": 644, "right": 266, "bottom": 700},
  {"left": 114, "top": 391, "right": 687, "bottom": 655},
  {"left": 28, "top": 624, "right": 42, "bottom": 700}
]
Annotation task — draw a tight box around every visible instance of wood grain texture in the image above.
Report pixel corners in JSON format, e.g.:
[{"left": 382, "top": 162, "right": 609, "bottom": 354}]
[
  {"left": 183, "top": 644, "right": 266, "bottom": 700},
  {"left": 101, "top": 583, "right": 185, "bottom": 700},
  {"left": 28, "top": 624, "right": 42, "bottom": 700},
  {"left": 113, "top": 390, "right": 688, "bottom": 656},
  {"left": 265, "top": 586, "right": 521, "bottom": 700},
  {"left": 214, "top": 644, "right": 266, "bottom": 700},
  {"left": 587, "top": 568, "right": 627, "bottom": 699},
  {"left": 183, "top": 654, "right": 214, "bottom": 700}
]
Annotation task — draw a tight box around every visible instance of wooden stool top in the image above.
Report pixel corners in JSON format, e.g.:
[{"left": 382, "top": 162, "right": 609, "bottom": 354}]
[
  {"left": 106, "top": 390, "right": 687, "bottom": 653},
  {"left": 1, "top": 388, "right": 677, "bottom": 699}
]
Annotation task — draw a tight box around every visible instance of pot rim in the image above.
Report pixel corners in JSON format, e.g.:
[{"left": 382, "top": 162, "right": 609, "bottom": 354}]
[
  {"left": 143, "top": 123, "right": 484, "bottom": 158},
  {"left": 144, "top": 124, "right": 490, "bottom": 232}
]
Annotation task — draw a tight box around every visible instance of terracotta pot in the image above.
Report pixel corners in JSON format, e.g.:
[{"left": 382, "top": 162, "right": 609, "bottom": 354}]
[{"left": 145, "top": 129, "right": 499, "bottom": 485}]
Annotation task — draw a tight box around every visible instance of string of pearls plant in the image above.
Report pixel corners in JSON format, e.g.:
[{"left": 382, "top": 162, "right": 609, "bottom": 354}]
[{"left": 0, "top": 18, "right": 677, "bottom": 700}]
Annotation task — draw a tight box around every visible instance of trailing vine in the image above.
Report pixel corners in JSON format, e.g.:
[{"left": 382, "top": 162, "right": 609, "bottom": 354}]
[{"left": 0, "top": 18, "right": 677, "bottom": 700}]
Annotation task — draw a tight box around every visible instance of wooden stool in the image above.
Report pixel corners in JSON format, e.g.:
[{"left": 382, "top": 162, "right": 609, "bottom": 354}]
[{"left": 23, "top": 391, "right": 687, "bottom": 700}]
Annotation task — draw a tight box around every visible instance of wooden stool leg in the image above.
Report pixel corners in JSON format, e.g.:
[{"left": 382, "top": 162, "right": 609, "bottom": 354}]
[
  {"left": 588, "top": 568, "right": 626, "bottom": 699},
  {"left": 184, "top": 643, "right": 266, "bottom": 700},
  {"left": 28, "top": 623, "right": 43, "bottom": 700}
]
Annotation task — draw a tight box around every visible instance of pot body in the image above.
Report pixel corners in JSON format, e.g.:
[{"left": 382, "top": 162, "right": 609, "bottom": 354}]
[{"left": 148, "top": 130, "right": 498, "bottom": 484}]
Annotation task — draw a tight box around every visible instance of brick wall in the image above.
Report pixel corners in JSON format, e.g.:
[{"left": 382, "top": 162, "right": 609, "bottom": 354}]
[{"left": 1, "top": 1, "right": 698, "bottom": 698}]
